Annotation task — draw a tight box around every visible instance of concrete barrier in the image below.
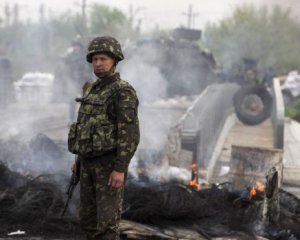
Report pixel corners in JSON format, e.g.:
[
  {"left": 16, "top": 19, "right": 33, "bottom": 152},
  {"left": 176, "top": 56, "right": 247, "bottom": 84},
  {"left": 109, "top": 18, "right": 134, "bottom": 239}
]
[
  {"left": 271, "top": 78, "right": 285, "bottom": 149},
  {"left": 169, "top": 83, "right": 240, "bottom": 169}
]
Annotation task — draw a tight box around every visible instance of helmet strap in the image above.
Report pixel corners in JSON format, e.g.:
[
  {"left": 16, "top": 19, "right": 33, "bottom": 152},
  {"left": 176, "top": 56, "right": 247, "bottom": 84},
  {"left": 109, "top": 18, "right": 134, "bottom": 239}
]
[{"left": 94, "top": 64, "right": 116, "bottom": 79}]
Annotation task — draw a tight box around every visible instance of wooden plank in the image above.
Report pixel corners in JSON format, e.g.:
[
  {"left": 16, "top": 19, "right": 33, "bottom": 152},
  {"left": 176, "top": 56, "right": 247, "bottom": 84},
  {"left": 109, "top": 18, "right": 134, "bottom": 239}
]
[
  {"left": 228, "top": 145, "right": 282, "bottom": 189},
  {"left": 210, "top": 119, "right": 274, "bottom": 184},
  {"left": 120, "top": 220, "right": 207, "bottom": 240}
]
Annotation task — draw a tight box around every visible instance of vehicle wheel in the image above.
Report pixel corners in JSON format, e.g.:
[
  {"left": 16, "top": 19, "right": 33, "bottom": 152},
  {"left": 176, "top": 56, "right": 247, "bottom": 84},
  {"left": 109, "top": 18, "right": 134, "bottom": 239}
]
[{"left": 233, "top": 85, "right": 273, "bottom": 125}]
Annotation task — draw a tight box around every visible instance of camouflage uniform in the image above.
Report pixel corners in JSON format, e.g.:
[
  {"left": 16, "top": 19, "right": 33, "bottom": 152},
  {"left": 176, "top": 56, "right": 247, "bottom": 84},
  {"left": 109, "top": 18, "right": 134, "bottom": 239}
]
[{"left": 68, "top": 37, "right": 140, "bottom": 240}]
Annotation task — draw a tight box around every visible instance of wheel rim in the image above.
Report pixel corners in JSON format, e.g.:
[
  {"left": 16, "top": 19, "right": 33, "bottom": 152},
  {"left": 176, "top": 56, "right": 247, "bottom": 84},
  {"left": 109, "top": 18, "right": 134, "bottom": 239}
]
[{"left": 241, "top": 94, "right": 264, "bottom": 116}]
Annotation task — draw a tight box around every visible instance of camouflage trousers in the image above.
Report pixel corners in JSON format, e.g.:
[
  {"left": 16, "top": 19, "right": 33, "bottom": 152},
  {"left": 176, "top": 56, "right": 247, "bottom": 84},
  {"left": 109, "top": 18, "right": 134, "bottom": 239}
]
[{"left": 79, "top": 154, "right": 124, "bottom": 240}]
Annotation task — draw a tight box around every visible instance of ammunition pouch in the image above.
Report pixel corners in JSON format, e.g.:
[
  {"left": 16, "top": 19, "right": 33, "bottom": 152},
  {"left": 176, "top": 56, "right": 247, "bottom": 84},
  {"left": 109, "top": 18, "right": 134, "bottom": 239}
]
[{"left": 68, "top": 122, "right": 117, "bottom": 157}]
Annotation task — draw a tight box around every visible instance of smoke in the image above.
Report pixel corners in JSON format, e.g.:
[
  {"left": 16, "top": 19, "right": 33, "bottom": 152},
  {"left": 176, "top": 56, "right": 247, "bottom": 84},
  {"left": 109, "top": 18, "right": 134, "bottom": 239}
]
[
  {"left": 0, "top": 44, "right": 88, "bottom": 175},
  {"left": 128, "top": 155, "right": 190, "bottom": 183},
  {"left": 121, "top": 44, "right": 186, "bottom": 182},
  {"left": 121, "top": 43, "right": 174, "bottom": 152},
  {"left": 0, "top": 11, "right": 214, "bottom": 183},
  {"left": 121, "top": 49, "right": 168, "bottom": 102},
  {"left": 0, "top": 77, "right": 74, "bottom": 175},
  {"left": 0, "top": 133, "right": 73, "bottom": 175},
  {"left": 121, "top": 41, "right": 208, "bottom": 183}
]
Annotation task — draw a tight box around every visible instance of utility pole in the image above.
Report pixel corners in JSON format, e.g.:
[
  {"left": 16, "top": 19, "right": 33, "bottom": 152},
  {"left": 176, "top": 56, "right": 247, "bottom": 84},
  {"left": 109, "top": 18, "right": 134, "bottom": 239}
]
[
  {"left": 183, "top": 4, "right": 198, "bottom": 29},
  {"left": 129, "top": 4, "right": 134, "bottom": 26},
  {"left": 80, "top": 0, "right": 87, "bottom": 37},
  {"left": 39, "top": 4, "right": 45, "bottom": 24},
  {"left": 128, "top": 5, "right": 143, "bottom": 29},
  {"left": 4, "top": 4, "right": 10, "bottom": 27},
  {"left": 82, "top": 0, "right": 86, "bottom": 31},
  {"left": 74, "top": 0, "right": 88, "bottom": 37},
  {"left": 13, "top": 4, "right": 19, "bottom": 25}
]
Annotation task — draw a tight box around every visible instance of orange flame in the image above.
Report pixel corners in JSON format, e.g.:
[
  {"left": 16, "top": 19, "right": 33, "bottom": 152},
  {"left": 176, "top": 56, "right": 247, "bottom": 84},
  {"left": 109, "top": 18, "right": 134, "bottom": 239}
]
[
  {"left": 189, "top": 178, "right": 201, "bottom": 190},
  {"left": 189, "top": 163, "right": 201, "bottom": 190},
  {"left": 249, "top": 187, "right": 257, "bottom": 198},
  {"left": 256, "top": 180, "right": 265, "bottom": 192},
  {"left": 191, "top": 164, "right": 198, "bottom": 169},
  {"left": 249, "top": 180, "right": 265, "bottom": 199}
]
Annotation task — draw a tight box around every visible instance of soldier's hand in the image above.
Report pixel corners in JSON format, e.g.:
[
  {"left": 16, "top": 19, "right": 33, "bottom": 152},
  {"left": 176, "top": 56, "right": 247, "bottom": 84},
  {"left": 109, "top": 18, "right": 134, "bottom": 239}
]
[
  {"left": 71, "top": 156, "right": 79, "bottom": 173},
  {"left": 108, "top": 170, "right": 124, "bottom": 190},
  {"left": 71, "top": 162, "right": 77, "bottom": 173}
]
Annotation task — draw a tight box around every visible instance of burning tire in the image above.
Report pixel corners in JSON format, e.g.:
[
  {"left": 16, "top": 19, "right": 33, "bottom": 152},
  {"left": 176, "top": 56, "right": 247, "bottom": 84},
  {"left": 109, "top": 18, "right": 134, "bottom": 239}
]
[{"left": 233, "top": 85, "right": 273, "bottom": 125}]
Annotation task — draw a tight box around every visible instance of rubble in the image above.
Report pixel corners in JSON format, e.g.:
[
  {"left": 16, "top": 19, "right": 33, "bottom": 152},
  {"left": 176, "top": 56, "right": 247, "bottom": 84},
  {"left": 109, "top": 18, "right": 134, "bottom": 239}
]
[
  {"left": 0, "top": 133, "right": 72, "bottom": 174},
  {"left": 0, "top": 134, "right": 299, "bottom": 239},
  {"left": 0, "top": 161, "right": 80, "bottom": 237},
  {"left": 0, "top": 161, "right": 300, "bottom": 239}
]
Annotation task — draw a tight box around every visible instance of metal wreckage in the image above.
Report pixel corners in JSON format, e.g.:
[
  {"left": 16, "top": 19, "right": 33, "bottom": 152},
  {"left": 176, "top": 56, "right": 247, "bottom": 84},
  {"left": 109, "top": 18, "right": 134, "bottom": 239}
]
[{"left": 0, "top": 28, "right": 300, "bottom": 240}]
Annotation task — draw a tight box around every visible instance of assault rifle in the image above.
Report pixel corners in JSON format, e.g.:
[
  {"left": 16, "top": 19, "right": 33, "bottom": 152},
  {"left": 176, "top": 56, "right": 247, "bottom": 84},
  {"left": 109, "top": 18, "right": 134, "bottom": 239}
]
[
  {"left": 75, "top": 97, "right": 105, "bottom": 106},
  {"left": 61, "top": 157, "right": 80, "bottom": 217}
]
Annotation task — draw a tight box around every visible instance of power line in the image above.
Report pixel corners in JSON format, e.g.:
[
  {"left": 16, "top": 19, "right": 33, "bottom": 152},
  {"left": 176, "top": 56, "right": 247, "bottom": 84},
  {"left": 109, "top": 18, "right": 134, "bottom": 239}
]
[{"left": 74, "top": 0, "right": 88, "bottom": 36}]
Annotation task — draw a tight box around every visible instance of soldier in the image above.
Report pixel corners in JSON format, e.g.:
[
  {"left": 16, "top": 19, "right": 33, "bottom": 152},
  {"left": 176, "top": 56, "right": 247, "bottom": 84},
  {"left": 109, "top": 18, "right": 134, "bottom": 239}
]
[{"left": 68, "top": 36, "right": 140, "bottom": 240}]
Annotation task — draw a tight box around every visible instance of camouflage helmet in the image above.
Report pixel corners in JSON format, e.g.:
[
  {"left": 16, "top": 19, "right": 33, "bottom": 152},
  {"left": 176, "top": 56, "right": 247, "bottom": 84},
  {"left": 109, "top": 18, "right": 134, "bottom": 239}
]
[{"left": 86, "top": 36, "right": 124, "bottom": 63}]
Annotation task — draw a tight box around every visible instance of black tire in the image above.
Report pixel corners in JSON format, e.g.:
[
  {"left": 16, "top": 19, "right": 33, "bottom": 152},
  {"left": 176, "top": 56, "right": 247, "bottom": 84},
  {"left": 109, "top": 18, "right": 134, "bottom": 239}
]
[{"left": 233, "top": 85, "right": 273, "bottom": 125}]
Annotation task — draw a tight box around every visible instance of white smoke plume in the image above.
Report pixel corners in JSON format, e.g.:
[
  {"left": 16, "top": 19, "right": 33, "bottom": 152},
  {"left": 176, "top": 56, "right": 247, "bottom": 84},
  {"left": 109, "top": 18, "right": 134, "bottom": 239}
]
[
  {"left": 121, "top": 55, "right": 168, "bottom": 103},
  {"left": 120, "top": 42, "right": 198, "bottom": 183}
]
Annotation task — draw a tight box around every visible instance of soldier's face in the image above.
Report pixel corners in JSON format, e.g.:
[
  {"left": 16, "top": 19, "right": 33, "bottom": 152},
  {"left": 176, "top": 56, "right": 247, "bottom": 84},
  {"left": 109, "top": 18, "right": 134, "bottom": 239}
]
[{"left": 92, "top": 53, "right": 115, "bottom": 76}]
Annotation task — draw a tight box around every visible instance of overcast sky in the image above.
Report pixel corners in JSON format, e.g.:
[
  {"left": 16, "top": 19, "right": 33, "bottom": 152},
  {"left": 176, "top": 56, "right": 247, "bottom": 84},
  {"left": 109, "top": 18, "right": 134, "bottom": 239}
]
[{"left": 1, "top": 0, "right": 299, "bottom": 31}]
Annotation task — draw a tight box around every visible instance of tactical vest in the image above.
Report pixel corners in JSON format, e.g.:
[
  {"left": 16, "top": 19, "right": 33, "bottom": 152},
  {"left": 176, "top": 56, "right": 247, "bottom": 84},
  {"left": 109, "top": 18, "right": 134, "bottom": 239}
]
[{"left": 68, "top": 78, "right": 136, "bottom": 157}]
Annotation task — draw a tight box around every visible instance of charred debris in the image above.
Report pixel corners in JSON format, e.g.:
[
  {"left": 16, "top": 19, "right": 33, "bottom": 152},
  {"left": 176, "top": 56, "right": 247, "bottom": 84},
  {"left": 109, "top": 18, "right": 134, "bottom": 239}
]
[{"left": 0, "top": 137, "right": 299, "bottom": 240}]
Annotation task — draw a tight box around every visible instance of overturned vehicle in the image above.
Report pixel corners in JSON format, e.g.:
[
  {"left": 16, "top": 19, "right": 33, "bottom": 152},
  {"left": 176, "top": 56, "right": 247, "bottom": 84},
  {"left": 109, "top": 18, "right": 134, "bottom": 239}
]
[{"left": 226, "top": 58, "right": 274, "bottom": 126}]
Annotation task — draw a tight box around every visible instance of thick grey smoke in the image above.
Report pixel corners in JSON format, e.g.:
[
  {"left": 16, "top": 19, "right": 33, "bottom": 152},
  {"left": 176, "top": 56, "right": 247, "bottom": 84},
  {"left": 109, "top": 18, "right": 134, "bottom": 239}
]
[
  {"left": 121, "top": 45, "right": 190, "bottom": 182},
  {"left": 0, "top": 42, "right": 90, "bottom": 175},
  {"left": 0, "top": 79, "right": 74, "bottom": 175},
  {"left": 128, "top": 155, "right": 190, "bottom": 183},
  {"left": 0, "top": 11, "right": 212, "bottom": 183},
  {"left": 121, "top": 53, "right": 168, "bottom": 102},
  {"left": 120, "top": 40, "right": 210, "bottom": 183},
  {"left": 121, "top": 44, "right": 172, "bottom": 151},
  {"left": 0, "top": 79, "right": 74, "bottom": 174}
]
